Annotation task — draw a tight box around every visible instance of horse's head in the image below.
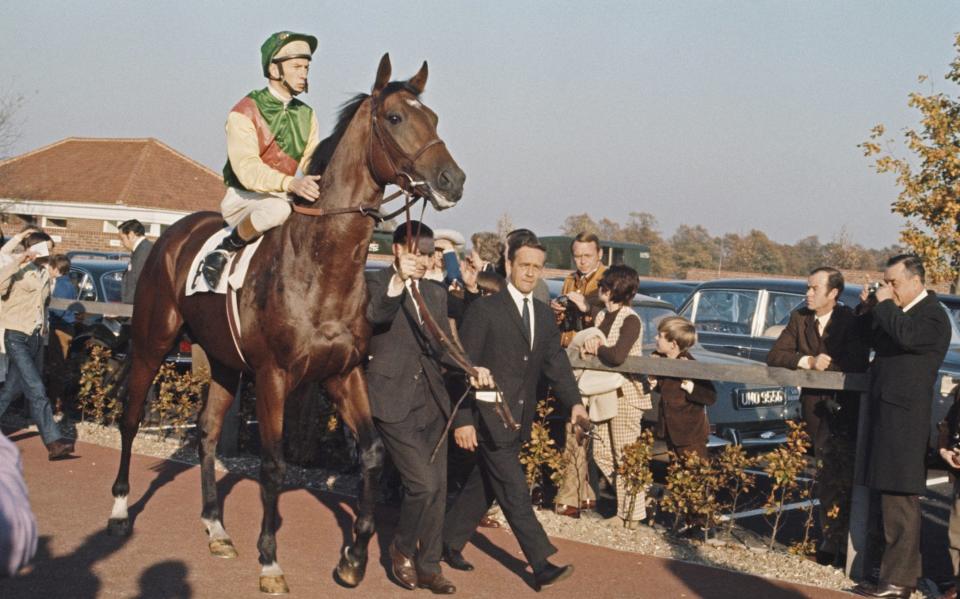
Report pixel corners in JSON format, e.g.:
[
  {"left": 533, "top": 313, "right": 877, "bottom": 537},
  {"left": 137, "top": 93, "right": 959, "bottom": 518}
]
[{"left": 368, "top": 53, "right": 465, "bottom": 210}]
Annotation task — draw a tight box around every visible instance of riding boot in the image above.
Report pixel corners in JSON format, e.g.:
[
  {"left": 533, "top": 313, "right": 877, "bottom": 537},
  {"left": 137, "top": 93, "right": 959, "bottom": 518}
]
[{"left": 201, "top": 228, "right": 250, "bottom": 289}]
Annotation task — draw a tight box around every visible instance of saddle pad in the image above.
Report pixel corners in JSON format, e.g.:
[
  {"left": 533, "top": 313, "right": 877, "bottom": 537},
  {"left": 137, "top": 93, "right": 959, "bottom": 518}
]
[{"left": 186, "top": 228, "right": 264, "bottom": 296}]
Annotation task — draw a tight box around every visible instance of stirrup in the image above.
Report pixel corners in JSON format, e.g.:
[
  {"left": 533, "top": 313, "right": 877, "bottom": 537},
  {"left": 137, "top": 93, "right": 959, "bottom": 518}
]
[{"left": 201, "top": 250, "right": 231, "bottom": 289}]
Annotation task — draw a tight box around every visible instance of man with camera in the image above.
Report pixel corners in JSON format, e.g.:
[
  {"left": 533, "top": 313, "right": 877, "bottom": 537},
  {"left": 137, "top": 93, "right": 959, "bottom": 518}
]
[
  {"left": 550, "top": 232, "right": 606, "bottom": 518},
  {"left": 852, "top": 255, "right": 951, "bottom": 599},
  {"left": 767, "top": 266, "right": 869, "bottom": 565}
]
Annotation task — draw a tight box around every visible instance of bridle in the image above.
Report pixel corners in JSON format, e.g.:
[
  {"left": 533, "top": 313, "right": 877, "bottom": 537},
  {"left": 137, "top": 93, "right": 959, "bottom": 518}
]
[{"left": 290, "top": 90, "right": 444, "bottom": 220}]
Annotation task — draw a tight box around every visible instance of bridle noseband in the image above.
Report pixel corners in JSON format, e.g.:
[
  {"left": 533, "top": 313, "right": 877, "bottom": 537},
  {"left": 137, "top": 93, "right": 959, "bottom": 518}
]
[{"left": 291, "top": 90, "right": 444, "bottom": 220}]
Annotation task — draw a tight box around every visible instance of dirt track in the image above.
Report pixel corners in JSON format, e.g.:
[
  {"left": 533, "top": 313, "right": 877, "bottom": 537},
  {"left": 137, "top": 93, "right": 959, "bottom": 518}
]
[{"left": 1, "top": 427, "right": 852, "bottom": 598}]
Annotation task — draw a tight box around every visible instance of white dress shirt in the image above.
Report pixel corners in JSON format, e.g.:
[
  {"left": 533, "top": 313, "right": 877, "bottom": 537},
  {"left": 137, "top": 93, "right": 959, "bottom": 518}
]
[{"left": 506, "top": 282, "right": 535, "bottom": 348}]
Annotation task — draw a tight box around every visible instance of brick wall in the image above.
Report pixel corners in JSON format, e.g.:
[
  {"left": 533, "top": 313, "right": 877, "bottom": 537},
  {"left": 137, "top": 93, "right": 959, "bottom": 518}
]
[{"left": 1, "top": 214, "right": 156, "bottom": 253}]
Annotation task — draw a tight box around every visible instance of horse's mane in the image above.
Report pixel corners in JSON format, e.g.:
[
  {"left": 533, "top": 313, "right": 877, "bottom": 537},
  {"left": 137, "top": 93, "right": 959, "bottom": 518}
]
[{"left": 306, "top": 81, "right": 421, "bottom": 177}]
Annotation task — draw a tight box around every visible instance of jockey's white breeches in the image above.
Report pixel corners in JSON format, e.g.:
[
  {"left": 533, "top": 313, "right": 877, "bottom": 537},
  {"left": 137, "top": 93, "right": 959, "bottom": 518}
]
[{"left": 220, "top": 187, "right": 292, "bottom": 234}]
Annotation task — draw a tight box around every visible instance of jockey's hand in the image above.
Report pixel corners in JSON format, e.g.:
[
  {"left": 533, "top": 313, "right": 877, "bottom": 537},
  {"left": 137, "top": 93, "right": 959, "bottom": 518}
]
[
  {"left": 288, "top": 175, "right": 322, "bottom": 201},
  {"left": 469, "top": 367, "right": 494, "bottom": 389},
  {"left": 454, "top": 425, "right": 478, "bottom": 452}
]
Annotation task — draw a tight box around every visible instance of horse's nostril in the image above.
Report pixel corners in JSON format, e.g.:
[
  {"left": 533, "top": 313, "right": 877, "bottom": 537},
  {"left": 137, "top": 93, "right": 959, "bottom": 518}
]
[{"left": 437, "top": 170, "right": 453, "bottom": 191}]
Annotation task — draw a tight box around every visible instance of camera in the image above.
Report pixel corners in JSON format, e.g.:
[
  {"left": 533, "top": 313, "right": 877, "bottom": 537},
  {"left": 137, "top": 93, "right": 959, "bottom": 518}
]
[
  {"left": 555, "top": 295, "right": 584, "bottom": 332},
  {"left": 867, "top": 282, "right": 881, "bottom": 295}
]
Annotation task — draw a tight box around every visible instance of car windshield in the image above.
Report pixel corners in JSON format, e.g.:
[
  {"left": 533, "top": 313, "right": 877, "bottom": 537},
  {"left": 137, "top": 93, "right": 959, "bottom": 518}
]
[
  {"left": 101, "top": 270, "right": 124, "bottom": 303},
  {"left": 943, "top": 302, "right": 960, "bottom": 347}
]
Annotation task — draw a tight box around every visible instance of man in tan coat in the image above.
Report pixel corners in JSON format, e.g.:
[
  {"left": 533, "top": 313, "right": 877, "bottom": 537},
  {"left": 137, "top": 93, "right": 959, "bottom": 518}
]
[{"left": 550, "top": 232, "right": 606, "bottom": 518}]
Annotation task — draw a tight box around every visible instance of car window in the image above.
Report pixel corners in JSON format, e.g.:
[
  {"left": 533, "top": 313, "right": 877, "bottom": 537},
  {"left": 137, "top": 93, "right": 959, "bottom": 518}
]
[
  {"left": 632, "top": 305, "right": 678, "bottom": 345},
  {"left": 647, "top": 292, "right": 689, "bottom": 310},
  {"left": 689, "top": 290, "right": 757, "bottom": 335},
  {"left": 101, "top": 270, "right": 124, "bottom": 303},
  {"left": 762, "top": 292, "right": 805, "bottom": 337},
  {"left": 69, "top": 269, "right": 96, "bottom": 301}
]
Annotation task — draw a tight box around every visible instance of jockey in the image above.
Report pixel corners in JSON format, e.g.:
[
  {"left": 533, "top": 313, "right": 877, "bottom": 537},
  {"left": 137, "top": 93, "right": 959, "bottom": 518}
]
[{"left": 201, "top": 31, "right": 322, "bottom": 289}]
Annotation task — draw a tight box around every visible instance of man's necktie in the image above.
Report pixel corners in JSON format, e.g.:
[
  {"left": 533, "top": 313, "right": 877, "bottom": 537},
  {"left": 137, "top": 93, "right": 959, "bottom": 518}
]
[{"left": 522, "top": 298, "right": 532, "bottom": 347}]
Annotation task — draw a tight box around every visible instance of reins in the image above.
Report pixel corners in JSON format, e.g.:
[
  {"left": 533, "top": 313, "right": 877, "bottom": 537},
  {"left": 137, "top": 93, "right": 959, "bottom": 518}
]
[{"left": 291, "top": 88, "right": 520, "bottom": 454}]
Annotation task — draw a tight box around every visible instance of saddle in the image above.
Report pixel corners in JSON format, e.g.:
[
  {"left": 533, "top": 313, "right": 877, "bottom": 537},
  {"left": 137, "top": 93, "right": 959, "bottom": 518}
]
[{"left": 186, "top": 228, "right": 263, "bottom": 296}]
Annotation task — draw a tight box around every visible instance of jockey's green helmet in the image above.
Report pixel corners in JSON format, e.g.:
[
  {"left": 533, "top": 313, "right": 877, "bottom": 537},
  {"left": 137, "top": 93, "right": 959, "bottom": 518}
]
[{"left": 261, "top": 31, "right": 318, "bottom": 78}]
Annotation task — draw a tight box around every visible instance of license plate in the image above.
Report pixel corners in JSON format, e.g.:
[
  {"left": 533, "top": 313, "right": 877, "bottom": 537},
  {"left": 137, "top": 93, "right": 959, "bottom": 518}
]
[{"left": 737, "top": 388, "right": 785, "bottom": 408}]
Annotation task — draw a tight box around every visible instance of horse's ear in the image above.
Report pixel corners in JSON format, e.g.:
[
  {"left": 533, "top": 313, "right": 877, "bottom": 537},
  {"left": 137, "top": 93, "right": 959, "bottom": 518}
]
[
  {"left": 373, "top": 53, "right": 391, "bottom": 94},
  {"left": 407, "top": 61, "right": 428, "bottom": 95}
]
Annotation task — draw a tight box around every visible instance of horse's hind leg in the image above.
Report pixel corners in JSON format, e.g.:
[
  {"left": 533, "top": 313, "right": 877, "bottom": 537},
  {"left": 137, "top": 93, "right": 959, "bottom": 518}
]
[
  {"left": 325, "top": 366, "right": 383, "bottom": 587},
  {"left": 254, "top": 368, "right": 293, "bottom": 594},
  {"left": 108, "top": 304, "right": 182, "bottom": 536},
  {"left": 198, "top": 359, "right": 241, "bottom": 558}
]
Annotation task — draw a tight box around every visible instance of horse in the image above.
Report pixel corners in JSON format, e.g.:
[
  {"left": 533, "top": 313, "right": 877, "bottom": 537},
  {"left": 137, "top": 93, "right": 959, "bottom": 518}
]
[{"left": 106, "top": 53, "right": 465, "bottom": 594}]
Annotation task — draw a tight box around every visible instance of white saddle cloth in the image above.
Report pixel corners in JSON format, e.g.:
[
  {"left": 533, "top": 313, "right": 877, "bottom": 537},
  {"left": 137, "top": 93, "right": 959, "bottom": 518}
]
[{"left": 186, "top": 228, "right": 264, "bottom": 296}]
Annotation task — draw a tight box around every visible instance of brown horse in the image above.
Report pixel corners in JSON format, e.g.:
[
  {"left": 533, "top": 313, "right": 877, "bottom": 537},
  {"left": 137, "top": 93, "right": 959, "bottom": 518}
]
[{"left": 106, "top": 54, "right": 465, "bottom": 594}]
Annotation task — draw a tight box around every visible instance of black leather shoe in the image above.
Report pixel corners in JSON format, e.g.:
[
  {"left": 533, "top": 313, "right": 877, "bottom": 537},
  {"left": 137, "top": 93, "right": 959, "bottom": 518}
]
[
  {"left": 388, "top": 540, "right": 417, "bottom": 590},
  {"left": 534, "top": 562, "right": 574, "bottom": 591},
  {"left": 442, "top": 545, "right": 474, "bottom": 571},
  {"left": 46, "top": 438, "right": 75, "bottom": 460},
  {"left": 201, "top": 250, "right": 230, "bottom": 289},
  {"left": 417, "top": 572, "right": 457, "bottom": 594},
  {"left": 852, "top": 581, "right": 914, "bottom": 598}
]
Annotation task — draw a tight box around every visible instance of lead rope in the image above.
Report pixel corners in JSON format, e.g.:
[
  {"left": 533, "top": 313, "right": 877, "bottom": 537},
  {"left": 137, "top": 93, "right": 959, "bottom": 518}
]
[{"left": 397, "top": 199, "right": 520, "bottom": 462}]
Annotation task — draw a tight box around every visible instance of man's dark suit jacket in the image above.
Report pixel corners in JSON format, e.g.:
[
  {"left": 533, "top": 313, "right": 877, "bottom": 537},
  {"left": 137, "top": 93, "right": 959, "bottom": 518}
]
[
  {"left": 121, "top": 238, "right": 154, "bottom": 304},
  {"left": 767, "top": 305, "right": 870, "bottom": 436},
  {"left": 453, "top": 286, "right": 581, "bottom": 447},
  {"left": 365, "top": 266, "right": 454, "bottom": 424},
  {"left": 863, "top": 292, "right": 950, "bottom": 495}
]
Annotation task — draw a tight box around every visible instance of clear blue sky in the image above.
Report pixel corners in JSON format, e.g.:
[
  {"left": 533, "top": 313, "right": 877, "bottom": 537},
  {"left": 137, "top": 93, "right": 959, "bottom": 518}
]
[{"left": 3, "top": 1, "right": 958, "bottom": 248}]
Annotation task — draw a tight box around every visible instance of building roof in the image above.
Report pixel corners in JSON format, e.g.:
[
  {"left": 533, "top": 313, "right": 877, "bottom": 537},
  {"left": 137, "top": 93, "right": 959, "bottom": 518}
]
[{"left": 0, "top": 138, "right": 224, "bottom": 212}]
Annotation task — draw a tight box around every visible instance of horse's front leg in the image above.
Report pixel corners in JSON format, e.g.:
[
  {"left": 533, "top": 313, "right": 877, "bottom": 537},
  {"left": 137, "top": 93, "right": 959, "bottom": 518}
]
[
  {"left": 198, "top": 359, "right": 241, "bottom": 559},
  {"left": 325, "top": 365, "right": 383, "bottom": 587},
  {"left": 254, "top": 368, "right": 293, "bottom": 594}
]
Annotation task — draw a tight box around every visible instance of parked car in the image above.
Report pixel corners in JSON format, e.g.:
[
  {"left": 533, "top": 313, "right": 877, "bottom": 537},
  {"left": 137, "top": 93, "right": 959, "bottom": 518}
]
[
  {"left": 635, "top": 280, "right": 697, "bottom": 311},
  {"left": 63, "top": 257, "right": 191, "bottom": 366},
  {"left": 543, "top": 278, "right": 801, "bottom": 447},
  {"left": 940, "top": 293, "right": 960, "bottom": 327},
  {"left": 678, "top": 278, "right": 960, "bottom": 451}
]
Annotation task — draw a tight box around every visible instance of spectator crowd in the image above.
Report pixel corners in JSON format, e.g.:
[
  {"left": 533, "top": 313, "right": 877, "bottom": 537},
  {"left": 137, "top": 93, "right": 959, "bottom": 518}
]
[{"left": 2, "top": 216, "right": 960, "bottom": 599}]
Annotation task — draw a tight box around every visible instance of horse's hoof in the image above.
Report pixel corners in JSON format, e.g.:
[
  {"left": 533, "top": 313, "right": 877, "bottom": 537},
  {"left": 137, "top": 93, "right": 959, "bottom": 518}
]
[
  {"left": 208, "top": 538, "right": 238, "bottom": 559},
  {"left": 259, "top": 574, "right": 290, "bottom": 595},
  {"left": 335, "top": 546, "right": 367, "bottom": 588},
  {"left": 107, "top": 518, "right": 131, "bottom": 537}
]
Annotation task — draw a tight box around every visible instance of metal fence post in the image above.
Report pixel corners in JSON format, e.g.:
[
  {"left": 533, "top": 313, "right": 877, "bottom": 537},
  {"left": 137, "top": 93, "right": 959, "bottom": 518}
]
[{"left": 846, "top": 389, "right": 872, "bottom": 579}]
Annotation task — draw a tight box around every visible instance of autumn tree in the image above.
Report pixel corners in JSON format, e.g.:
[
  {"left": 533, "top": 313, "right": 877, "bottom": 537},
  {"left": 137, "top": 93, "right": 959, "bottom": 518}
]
[
  {"left": 723, "top": 230, "right": 786, "bottom": 274},
  {"left": 862, "top": 33, "right": 960, "bottom": 291},
  {"left": 670, "top": 224, "right": 719, "bottom": 272},
  {"left": 561, "top": 213, "right": 600, "bottom": 237}
]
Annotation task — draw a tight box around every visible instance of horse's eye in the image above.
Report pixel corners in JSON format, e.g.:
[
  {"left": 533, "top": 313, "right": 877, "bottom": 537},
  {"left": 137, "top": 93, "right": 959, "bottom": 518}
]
[{"left": 387, "top": 114, "right": 402, "bottom": 125}]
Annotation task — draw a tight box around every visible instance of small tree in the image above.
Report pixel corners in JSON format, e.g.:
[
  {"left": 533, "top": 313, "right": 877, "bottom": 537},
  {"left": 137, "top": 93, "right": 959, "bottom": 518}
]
[
  {"left": 861, "top": 33, "right": 960, "bottom": 292},
  {"left": 519, "top": 397, "right": 565, "bottom": 495},
  {"left": 616, "top": 429, "right": 656, "bottom": 524},
  {"left": 761, "top": 420, "right": 811, "bottom": 549},
  {"left": 714, "top": 444, "right": 757, "bottom": 534},
  {"left": 77, "top": 344, "right": 112, "bottom": 424}
]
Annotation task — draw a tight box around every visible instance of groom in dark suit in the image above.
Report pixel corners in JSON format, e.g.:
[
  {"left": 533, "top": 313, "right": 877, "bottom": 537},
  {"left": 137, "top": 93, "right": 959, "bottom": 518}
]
[
  {"left": 852, "top": 255, "right": 951, "bottom": 599},
  {"left": 442, "top": 232, "right": 588, "bottom": 591},
  {"left": 366, "top": 222, "right": 491, "bottom": 595}
]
